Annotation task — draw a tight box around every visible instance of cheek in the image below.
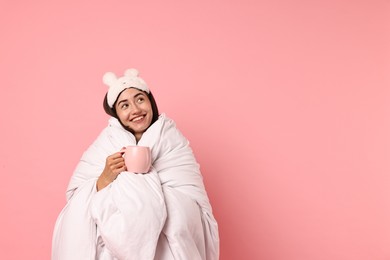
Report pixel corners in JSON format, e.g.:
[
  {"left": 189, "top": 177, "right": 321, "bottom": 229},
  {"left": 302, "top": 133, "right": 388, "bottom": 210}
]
[
  {"left": 117, "top": 110, "right": 129, "bottom": 121},
  {"left": 144, "top": 102, "right": 153, "bottom": 113}
]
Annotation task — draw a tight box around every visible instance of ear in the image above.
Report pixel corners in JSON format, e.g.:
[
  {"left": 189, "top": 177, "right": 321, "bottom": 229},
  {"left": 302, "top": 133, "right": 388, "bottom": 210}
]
[
  {"left": 103, "top": 72, "right": 117, "bottom": 87},
  {"left": 124, "top": 68, "right": 139, "bottom": 78}
]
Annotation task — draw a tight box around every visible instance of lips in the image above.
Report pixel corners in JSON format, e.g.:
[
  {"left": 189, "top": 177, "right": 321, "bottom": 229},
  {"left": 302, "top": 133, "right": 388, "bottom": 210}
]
[{"left": 131, "top": 115, "right": 145, "bottom": 122}]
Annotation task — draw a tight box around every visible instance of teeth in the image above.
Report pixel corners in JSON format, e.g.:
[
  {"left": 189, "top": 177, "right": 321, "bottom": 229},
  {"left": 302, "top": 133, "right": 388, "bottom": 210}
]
[{"left": 132, "top": 116, "right": 144, "bottom": 122}]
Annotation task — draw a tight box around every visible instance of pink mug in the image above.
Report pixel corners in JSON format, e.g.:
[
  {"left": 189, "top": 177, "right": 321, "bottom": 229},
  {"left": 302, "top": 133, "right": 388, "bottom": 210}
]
[{"left": 121, "top": 146, "right": 151, "bottom": 173}]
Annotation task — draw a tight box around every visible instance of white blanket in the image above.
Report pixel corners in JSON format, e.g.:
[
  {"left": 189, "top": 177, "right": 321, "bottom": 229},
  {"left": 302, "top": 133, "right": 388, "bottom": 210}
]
[{"left": 52, "top": 114, "right": 219, "bottom": 260}]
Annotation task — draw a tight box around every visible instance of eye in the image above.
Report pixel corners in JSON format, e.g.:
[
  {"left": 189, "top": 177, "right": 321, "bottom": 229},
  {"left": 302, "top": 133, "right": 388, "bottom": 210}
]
[
  {"left": 137, "top": 97, "right": 145, "bottom": 103},
  {"left": 120, "top": 103, "right": 129, "bottom": 110}
]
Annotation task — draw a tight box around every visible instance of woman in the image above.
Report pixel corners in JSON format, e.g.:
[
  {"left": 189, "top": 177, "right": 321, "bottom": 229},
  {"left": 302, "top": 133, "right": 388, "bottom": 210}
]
[{"left": 52, "top": 69, "right": 219, "bottom": 260}]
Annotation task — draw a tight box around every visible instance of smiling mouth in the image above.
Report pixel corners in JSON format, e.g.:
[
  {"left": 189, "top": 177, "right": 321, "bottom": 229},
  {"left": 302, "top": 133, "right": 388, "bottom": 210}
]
[{"left": 131, "top": 115, "right": 145, "bottom": 122}]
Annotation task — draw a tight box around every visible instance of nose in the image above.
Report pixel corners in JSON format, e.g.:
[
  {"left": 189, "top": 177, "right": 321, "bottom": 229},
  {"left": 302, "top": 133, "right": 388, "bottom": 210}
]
[{"left": 131, "top": 103, "right": 141, "bottom": 114}]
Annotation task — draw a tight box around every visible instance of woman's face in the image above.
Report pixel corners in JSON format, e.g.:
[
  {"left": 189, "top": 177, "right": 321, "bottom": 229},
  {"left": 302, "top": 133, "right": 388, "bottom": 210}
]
[{"left": 115, "top": 88, "right": 153, "bottom": 141}]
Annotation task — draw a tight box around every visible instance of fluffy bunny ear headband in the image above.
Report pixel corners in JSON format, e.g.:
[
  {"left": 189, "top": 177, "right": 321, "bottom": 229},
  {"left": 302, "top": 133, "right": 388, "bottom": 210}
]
[{"left": 103, "top": 68, "right": 150, "bottom": 108}]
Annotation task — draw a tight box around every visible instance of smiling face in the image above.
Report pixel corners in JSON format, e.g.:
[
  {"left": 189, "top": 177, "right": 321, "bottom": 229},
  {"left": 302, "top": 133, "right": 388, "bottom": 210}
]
[{"left": 115, "top": 88, "right": 153, "bottom": 141}]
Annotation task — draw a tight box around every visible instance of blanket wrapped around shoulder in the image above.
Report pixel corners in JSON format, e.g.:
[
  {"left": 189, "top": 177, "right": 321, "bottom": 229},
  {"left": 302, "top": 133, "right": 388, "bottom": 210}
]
[{"left": 52, "top": 114, "right": 219, "bottom": 260}]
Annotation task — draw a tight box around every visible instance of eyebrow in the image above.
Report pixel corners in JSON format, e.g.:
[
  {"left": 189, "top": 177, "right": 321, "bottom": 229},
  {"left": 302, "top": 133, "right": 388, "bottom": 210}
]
[{"left": 116, "top": 92, "right": 146, "bottom": 106}]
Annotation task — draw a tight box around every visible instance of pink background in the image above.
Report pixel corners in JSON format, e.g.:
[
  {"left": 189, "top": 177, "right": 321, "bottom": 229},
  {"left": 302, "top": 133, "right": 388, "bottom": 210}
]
[{"left": 1, "top": 0, "right": 389, "bottom": 259}]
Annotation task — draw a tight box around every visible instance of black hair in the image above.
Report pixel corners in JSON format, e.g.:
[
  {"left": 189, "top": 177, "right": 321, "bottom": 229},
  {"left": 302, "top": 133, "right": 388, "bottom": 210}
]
[{"left": 103, "top": 89, "right": 160, "bottom": 131}]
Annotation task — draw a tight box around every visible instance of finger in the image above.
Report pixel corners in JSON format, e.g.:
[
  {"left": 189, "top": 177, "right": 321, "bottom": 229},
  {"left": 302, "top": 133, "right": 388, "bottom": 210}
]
[
  {"left": 106, "top": 155, "right": 125, "bottom": 171},
  {"left": 108, "top": 156, "right": 125, "bottom": 165},
  {"left": 113, "top": 162, "right": 125, "bottom": 170},
  {"left": 113, "top": 165, "right": 126, "bottom": 175},
  {"left": 110, "top": 156, "right": 124, "bottom": 163},
  {"left": 111, "top": 158, "right": 125, "bottom": 166},
  {"left": 109, "top": 150, "right": 126, "bottom": 158},
  {"left": 110, "top": 152, "right": 125, "bottom": 159}
]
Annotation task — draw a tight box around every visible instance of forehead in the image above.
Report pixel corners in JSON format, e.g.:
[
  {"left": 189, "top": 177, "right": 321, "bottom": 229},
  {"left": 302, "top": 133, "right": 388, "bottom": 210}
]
[{"left": 117, "top": 88, "right": 146, "bottom": 100}]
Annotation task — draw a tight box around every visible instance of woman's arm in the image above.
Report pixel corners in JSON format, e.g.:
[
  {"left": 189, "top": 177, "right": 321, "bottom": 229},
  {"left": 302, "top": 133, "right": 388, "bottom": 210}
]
[{"left": 97, "top": 151, "right": 126, "bottom": 191}]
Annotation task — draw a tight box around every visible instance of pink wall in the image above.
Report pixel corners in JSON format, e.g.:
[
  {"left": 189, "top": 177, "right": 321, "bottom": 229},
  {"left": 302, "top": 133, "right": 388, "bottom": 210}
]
[{"left": 1, "top": 0, "right": 389, "bottom": 259}]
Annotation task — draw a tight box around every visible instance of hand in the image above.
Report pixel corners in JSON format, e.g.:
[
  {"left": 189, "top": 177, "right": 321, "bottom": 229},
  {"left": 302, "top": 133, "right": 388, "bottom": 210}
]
[{"left": 97, "top": 150, "right": 126, "bottom": 191}]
